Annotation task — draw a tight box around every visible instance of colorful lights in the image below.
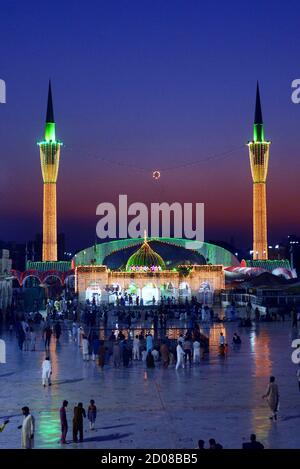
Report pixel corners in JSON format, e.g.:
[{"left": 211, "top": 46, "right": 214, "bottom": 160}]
[
  {"left": 126, "top": 237, "right": 166, "bottom": 271},
  {"left": 73, "top": 237, "right": 239, "bottom": 268},
  {"left": 248, "top": 84, "right": 270, "bottom": 261},
  {"left": 152, "top": 170, "right": 161, "bottom": 180},
  {"left": 38, "top": 83, "right": 62, "bottom": 261},
  {"left": 127, "top": 265, "right": 162, "bottom": 273}
]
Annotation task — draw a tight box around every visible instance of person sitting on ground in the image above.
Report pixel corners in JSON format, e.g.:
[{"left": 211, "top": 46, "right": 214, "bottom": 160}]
[
  {"left": 196, "top": 439, "right": 205, "bottom": 449},
  {"left": 242, "top": 434, "right": 264, "bottom": 449},
  {"left": 208, "top": 438, "right": 223, "bottom": 449}
]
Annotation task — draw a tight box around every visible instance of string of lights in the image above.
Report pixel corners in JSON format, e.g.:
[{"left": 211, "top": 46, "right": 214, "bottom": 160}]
[{"left": 68, "top": 144, "right": 244, "bottom": 177}]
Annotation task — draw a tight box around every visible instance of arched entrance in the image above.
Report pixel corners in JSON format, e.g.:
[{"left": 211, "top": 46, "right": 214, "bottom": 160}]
[
  {"left": 43, "top": 275, "right": 63, "bottom": 299},
  {"left": 141, "top": 283, "right": 159, "bottom": 305},
  {"left": 22, "top": 275, "right": 44, "bottom": 311},
  {"left": 160, "top": 282, "right": 177, "bottom": 301},
  {"left": 105, "top": 283, "right": 122, "bottom": 304},
  {"left": 178, "top": 281, "right": 191, "bottom": 301},
  {"left": 199, "top": 281, "right": 213, "bottom": 305},
  {"left": 85, "top": 281, "right": 102, "bottom": 304}
]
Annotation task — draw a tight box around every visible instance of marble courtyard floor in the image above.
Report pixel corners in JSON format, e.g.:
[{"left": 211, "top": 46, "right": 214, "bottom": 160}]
[{"left": 0, "top": 321, "right": 299, "bottom": 449}]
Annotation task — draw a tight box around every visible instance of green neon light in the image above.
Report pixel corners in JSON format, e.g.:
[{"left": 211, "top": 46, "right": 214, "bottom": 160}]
[
  {"left": 45, "top": 122, "right": 56, "bottom": 142},
  {"left": 74, "top": 237, "right": 239, "bottom": 268},
  {"left": 253, "top": 123, "right": 265, "bottom": 142}
]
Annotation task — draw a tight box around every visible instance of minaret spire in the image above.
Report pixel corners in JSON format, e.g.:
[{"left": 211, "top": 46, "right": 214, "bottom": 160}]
[
  {"left": 46, "top": 81, "right": 54, "bottom": 123},
  {"left": 254, "top": 81, "right": 263, "bottom": 124},
  {"left": 253, "top": 81, "right": 264, "bottom": 142},
  {"left": 44, "top": 80, "right": 56, "bottom": 142}
]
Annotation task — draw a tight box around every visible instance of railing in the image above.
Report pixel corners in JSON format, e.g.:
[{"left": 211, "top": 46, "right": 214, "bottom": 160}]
[{"left": 221, "top": 292, "right": 300, "bottom": 307}]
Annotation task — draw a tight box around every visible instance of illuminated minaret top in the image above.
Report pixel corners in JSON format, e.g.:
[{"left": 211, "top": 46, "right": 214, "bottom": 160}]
[
  {"left": 254, "top": 82, "right": 264, "bottom": 142},
  {"left": 45, "top": 81, "right": 55, "bottom": 140},
  {"left": 248, "top": 82, "right": 271, "bottom": 260},
  {"left": 38, "top": 81, "right": 63, "bottom": 261}
]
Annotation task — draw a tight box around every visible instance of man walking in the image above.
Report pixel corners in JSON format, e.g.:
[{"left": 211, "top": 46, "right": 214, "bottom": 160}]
[
  {"left": 133, "top": 335, "right": 140, "bottom": 360},
  {"left": 87, "top": 399, "right": 97, "bottom": 430},
  {"left": 54, "top": 321, "right": 62, "bottom": 341},
  {"left": 18, "top": 407, "right": 35, "bottom": 449},
  {"left": 60, "top": 400, "right": 68, "bottom": 444},
  {"left": 43, "top": 325, "right": 52, "bottom": 350},
  {"left": 113, "top": 341, "right": 121, "bottom": 367},
  {"left": 42, "top": 356, "right": 52, "bottom": 387},
  {"left": 82, "top": 335, "right": 89, "bottom": 361},
  {"left": 176, "top": 342, "right": 185, "bottom": 370},
  {"left": 193, "top": 339, "right": 201, "bottom": 364},
  {"left": 73, "top": 402, "right": 86, "bottom": 443},
  {"left": 183, "top": 336, "right": 193, "bottom": 367},
  {"left": 262, "top": 376, "right": 279, "bottom": 421}
]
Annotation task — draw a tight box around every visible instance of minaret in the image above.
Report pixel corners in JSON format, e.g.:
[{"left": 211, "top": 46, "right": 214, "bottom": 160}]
[
  {"left": 38, "top": 82, "right": 63, "bottom": 261},
  {"left": 247, "top": 82, "right": 271, "bottom": 260}
]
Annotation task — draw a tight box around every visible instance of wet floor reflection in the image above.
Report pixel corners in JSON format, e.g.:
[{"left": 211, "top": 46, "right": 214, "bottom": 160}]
[
  {"left": 1, "top": 320, "right": 300, "bottom": 449},
  {"left": 250, "top": 327, "right": 273, "bottom": 441},
  {"left": 37, "top": 411, "right": 60, "bottom": 448}
]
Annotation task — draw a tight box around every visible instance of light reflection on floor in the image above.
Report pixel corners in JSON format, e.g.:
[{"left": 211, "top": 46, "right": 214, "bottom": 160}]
[{"left": 0, "top": 320, "right": 300, "bottom": 449}]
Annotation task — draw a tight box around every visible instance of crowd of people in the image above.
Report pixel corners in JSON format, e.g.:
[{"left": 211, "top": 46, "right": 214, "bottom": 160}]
[
  {"left": 196, "top": 434, "right": 264, "bottom": 449},
  {"left": 0, "top": 396, "right": 273, "bottom": 448},
  {"left": 1, "top": 293, "right": 299, "bottom": 451}
]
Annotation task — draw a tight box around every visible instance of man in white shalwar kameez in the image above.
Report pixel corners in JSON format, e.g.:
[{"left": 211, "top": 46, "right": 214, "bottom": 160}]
[
  {"left": 176, "top": 343, "right": 185, "bottom": 370},
  {"left": 77, "top": 326, "right": 83, "bottom": 347},
  {"left": 133, "top": 335, "right": 140, "bottom": 360},
  {"left": 193, "top": 340, "right": 201, "bottom": 364},
  {"left": 42, "top": 356, "right": 52, "bottom": 387},
  {"left": 19, "top": 407, "right": 35, "bottom": 449}
]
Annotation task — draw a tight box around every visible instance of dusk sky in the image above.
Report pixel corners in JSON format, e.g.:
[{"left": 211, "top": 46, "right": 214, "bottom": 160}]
[{"left": 1, "top": 0, "right": 300, "bottom": 252}]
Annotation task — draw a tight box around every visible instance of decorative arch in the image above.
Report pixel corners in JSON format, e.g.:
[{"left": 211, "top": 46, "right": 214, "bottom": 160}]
[
  {"left": 22, "top": 274, "right": 42, "bottom": 287},
  {"left": 63, "top": 270, "right": 76, "bottom": 283},
  {"left": 11, "top": 269, "right": 75, "bottom": 286},
  {"left": 42, "top": 273, "right": 64, "bottom": 286},
  {"left": 74, "top": 237, "right": 239, "bottom": 268},
  {"left": 199, "top": 281, "right": 214, "bottom": 305}
]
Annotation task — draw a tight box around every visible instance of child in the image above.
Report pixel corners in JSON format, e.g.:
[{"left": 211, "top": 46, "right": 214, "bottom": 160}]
[{"left": 87, "top": 399, "right": 97, "bottom": 430}]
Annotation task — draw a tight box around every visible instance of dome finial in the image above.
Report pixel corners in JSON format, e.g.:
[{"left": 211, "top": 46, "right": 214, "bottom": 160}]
[{"left": 126, "top": 235, "right": 166, "bottom": 271}]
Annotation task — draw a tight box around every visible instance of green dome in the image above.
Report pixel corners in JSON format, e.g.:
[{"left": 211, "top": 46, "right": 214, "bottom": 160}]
[{"left": 126, "top": 240, "right": 166, "bottom": 272}]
